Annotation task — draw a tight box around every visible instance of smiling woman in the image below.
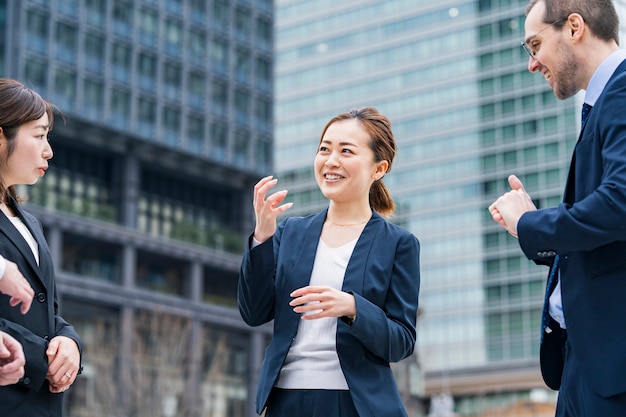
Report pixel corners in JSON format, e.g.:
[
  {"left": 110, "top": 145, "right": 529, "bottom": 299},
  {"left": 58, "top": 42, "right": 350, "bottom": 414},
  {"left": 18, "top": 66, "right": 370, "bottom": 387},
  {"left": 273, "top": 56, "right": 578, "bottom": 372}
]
[
  {"left": 0, "top": 78, "right": 82, "bottom": 417},
  {"left": 238, "top": 107, "right": 421, "bottom": 417}
]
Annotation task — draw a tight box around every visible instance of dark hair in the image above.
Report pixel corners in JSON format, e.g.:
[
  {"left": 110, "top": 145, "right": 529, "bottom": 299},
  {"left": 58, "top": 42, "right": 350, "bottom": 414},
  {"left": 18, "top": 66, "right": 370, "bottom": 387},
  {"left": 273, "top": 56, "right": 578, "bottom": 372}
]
[
  {"left": 0, "top": 78, "right": 55, "bottom": 203},
  {"left": 526, "top": 0, "right": 619, "bottom": 45},
  {"left": 319, "top": 106, "right": 396, "bottom": 217}
]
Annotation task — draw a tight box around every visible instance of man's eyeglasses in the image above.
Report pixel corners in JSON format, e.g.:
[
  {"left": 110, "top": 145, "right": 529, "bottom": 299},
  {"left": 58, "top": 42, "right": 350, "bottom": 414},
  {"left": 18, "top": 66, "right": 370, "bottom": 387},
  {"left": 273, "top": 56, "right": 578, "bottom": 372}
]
[{"left": 521, "top": 18, "right": 567, "bottom": 59}]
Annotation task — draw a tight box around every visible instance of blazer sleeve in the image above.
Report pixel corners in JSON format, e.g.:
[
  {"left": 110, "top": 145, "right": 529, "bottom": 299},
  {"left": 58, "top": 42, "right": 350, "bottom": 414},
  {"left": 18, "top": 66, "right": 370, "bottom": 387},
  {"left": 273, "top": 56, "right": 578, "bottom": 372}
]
[
  {"left": 348, "top": 232, "right": 420, "bottom": 363},
  {"left": 0, "top": 318, "right": 49, "bottom": 390},
  {"left": 237, "top": 221, "right": 285, "bottom": 327}
]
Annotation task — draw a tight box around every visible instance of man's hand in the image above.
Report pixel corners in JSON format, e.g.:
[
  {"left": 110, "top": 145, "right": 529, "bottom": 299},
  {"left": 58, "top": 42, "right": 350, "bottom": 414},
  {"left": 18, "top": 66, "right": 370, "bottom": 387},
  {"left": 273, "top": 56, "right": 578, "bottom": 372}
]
[{"left": 488, "top": 175, "right": 537, "bottom": 237}]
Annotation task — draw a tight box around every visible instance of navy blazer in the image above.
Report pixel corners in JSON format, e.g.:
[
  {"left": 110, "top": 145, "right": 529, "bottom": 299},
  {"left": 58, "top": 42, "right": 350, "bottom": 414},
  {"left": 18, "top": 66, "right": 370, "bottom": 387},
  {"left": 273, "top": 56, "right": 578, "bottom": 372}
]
[
  {"left": 518, "top": 60, "right": 626, "bottom": 397},
  {"left": 238, "top": 209, "right": 420, "bottom": 417},
  {"left": 0, "top": 198, "right": 81, "bottom": 416}
]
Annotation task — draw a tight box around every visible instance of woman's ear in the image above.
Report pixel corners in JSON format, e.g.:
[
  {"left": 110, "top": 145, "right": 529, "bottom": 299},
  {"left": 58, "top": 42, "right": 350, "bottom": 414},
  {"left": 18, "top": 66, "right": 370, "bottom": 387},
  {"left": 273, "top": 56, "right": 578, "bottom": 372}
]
[{"left": 373, "top": 160, "right": 389, "bottom": 180}]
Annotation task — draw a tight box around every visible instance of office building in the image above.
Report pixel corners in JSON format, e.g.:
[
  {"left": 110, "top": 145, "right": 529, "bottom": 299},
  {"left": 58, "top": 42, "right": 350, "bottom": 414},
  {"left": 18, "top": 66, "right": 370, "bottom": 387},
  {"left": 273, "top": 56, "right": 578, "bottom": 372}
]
[
  {"left": 274, "top": 0, "right": 578, "bottom": 414},
  {"left": 0, "top": 0, "right": 272, "bottom": 416}
]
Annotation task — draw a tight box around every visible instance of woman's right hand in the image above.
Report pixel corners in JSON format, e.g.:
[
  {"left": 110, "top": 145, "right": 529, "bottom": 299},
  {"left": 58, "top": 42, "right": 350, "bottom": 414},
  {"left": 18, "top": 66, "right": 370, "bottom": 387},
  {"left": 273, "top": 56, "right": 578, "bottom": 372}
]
[{"left": 253, "top": 176, "right": 293, "bottom": 243}]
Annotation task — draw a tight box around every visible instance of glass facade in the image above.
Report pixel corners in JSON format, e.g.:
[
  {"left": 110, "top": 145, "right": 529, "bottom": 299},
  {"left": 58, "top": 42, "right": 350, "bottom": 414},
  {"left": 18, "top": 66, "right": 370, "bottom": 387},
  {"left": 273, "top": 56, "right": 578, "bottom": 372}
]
[
  {"left": 2, "top": 0, "right": 273, "bottom": 416},
  {"left": 274, "top": 0, "right": 579, "bottom": 414}
]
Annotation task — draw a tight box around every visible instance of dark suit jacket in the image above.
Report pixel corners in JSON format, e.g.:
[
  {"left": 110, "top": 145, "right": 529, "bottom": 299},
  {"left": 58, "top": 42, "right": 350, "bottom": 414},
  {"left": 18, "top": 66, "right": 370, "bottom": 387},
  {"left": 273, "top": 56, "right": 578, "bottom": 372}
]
[
  {"left": 518, "top": 60, "right": 626, "bottom": 397},
  {"left": 0, "top": 198, "right": 81, "bottom": 416},
  {"left": 238, "top": 209, "right": 420, "bottom": 417}
]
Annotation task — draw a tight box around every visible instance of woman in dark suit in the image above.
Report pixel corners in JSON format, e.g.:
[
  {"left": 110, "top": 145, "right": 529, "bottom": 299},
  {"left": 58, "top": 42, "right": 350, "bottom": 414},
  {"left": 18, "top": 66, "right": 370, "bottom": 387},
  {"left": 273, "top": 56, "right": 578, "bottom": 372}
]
[
  {"left": 0, "top": 78, "right": 81, "bottom": 416},
  {"left": 238, "top": 107, "right": 420, "bottom": 417}
]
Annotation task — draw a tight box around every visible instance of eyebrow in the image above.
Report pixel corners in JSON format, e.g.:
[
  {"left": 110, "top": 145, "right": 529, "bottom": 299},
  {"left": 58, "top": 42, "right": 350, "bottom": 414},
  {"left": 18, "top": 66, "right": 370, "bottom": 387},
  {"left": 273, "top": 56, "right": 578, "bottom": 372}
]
[{"left": 321, "top": 139, "right": 357, "bottom": 147}]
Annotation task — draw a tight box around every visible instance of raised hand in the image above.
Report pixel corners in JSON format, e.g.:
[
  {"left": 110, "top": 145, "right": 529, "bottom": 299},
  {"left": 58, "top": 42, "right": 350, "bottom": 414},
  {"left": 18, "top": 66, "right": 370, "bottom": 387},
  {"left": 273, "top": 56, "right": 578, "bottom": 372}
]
[
  {"left": 253, "top": 176, "right": 293, "bottom": 243},
  {"left": 488, "top": 175, "right": 537, "bottom": 237}
]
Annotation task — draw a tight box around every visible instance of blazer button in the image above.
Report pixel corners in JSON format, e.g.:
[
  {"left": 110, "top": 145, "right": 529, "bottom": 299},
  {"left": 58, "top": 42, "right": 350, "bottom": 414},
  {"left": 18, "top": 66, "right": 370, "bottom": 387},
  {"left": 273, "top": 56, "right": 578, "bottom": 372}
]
[
  {"left": 44, "top": 335, "right": 49, "bottom": 341},
  {"left": 22, "top": 377, "right": 30, "bottom": 385},
  {"left": 37, "top": 293, "right": 46, "bottom": 303}
]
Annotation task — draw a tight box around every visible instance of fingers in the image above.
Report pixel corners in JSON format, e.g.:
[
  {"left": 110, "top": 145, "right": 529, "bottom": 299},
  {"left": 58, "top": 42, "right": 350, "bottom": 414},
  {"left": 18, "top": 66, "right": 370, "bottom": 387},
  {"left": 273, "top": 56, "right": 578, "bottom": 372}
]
[
  {"left": 0, "top": 261, "right": 34, "bottom": 314},
  {"left": 0, "top": 332, "right": 26, "bottom": 386},
  {"left": 508, "top": 174, "right": 525, "bottom": 192},
  {"left": 46, "top": 336, "right": 80, "bottom": 388},
  {"left": 253, "top": 176, "right": 293, "bottom": 242},
  {"left": 289, "top": 286, "right": 354, "bottom": 319}
]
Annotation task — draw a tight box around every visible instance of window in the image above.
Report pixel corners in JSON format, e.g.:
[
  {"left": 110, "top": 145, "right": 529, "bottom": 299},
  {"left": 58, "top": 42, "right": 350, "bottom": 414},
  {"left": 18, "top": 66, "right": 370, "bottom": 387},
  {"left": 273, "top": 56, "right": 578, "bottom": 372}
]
[
  {"left": 56, "top": 22, "right": 78, "bottom": 63},
  {"left": 233, "top": 129, "right": 249, "bottom": 167},
  {"left": 111, "top": 43, "right": 132, "bottom": 83},
  {"left": 83, "top": 78, "right": 104, "bottom": 119},
  {"left": 162, "top": 61, "right": 181, "bottom": 99},
  {"left": 112, "top": 1, "right": 133, "bottom": 37},
  {"left": 164, "top": 19, "right": 182, "bottom": 56},
  {"left": 54, "top": 69, "right": 76, "bottom": 110},
  {"left": 84, "top": 32, "right": 105, "bottom": 74},
  {"left": 24, "top": 57, "right": 47, "bottom": 91},
  {"left": 110, "top": 88, "right": 131, "bottom": 129},
  {"left": 188, "top": 30, "right": 207, "bottom": 65},
  {"left": 210, "top": 39, "right": 229, "bottom": 74},
  {"left": 137, "top": 52, "right": 157, "bottom": 90},
  {"left": 187, "top": 72, "right": 206, "bottom": 109},
  {"left": 212, "top": 81, "right": 228, "bottom": 116},
  {"left": 85, "top": 0, "right": 106, "bottom": 27},
  {"left": 235, "top": 8, "right": 251, "bottom": 41},
  {"left": 186, "top": 115, "right": 205, "bottom": 153},
  {"left": 234, "top": 89, "right": 249, "bottom": 124},
  {"left": 138, "top": 8, "right": 158, "bottom": 47},
  {"left": 234, "top": 48, "right": 251, "bottom": 83},
  {"left": 61, "top": 234, "right": 121, "bottom": 282}
]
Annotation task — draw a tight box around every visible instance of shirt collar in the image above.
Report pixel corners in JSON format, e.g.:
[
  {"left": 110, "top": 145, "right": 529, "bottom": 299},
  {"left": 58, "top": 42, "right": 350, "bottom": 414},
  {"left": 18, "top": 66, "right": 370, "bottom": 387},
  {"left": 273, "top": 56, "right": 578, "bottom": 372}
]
[{"left": 584, "top": 49, "right": 626, "bottom": 106}]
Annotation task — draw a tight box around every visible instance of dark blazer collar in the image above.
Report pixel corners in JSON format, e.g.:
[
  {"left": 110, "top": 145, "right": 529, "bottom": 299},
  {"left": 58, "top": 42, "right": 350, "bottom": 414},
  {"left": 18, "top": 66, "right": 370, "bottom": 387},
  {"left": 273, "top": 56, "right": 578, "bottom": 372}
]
[{"left": 0, "top": 197, "right": 47, "bottom": 288}]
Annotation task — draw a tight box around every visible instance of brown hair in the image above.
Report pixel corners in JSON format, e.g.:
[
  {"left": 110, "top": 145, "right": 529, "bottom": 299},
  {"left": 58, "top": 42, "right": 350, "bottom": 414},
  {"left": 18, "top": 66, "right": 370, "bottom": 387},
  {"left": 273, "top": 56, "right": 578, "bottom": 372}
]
[
  {"left": 319, "top": 107, "right": 396, "bottom": 217},
  {"left": 0, "top": 78, "right": 55, "bottom": 203},
  {"left": 526, "top": 0, "right": 619, "bottom": 44}
]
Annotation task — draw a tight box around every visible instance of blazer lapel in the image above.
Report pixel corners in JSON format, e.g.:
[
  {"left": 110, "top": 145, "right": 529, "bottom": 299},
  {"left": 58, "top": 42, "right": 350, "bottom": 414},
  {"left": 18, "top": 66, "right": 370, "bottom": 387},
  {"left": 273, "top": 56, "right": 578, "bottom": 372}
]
[
  {"left": 283, "top": 210, "right": 326, "bottom": 296},
  {"left": 341, "top": 211, "right": 382, "bottom": 295},
  {"left": 0, "top": 200, "right": 48, "bottom": 289}
]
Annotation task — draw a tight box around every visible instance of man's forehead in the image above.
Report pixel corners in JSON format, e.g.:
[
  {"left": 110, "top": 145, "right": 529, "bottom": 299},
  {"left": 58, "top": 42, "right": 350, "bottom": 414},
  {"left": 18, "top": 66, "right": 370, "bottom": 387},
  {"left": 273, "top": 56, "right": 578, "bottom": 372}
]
[{"left": 524, "top": 2, "right": 546, "bottom": 35}]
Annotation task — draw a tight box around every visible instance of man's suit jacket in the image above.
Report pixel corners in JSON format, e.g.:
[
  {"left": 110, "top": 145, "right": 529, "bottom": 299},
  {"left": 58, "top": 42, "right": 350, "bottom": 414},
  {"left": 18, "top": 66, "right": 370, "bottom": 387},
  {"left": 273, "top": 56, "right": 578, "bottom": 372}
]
[
  {"left": 0, "top": 198, "right": 81, "bottom": 416},
  {"left": 238, "top": 209, "right": 420, "bottom": 417},
  {"left": 517, "top": 60, "right": 626, "bottom": 397}
]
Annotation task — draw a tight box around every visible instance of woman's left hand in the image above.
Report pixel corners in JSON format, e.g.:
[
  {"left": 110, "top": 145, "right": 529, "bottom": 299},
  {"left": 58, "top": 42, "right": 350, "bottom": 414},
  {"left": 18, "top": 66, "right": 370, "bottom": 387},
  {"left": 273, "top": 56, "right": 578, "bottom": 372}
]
[
  {"left": 46, "top": 336, "right": 80, "bottom": 393},
  {"left": 290, "top": 286, "right": 356, "bottom": 320}
]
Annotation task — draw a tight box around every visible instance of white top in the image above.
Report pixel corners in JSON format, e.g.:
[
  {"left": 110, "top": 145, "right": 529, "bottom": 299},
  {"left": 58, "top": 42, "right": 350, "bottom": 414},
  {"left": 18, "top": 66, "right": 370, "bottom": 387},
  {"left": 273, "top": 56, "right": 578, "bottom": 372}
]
[{"left": 275, "top": 237, "right": 357, "bottom": 390}]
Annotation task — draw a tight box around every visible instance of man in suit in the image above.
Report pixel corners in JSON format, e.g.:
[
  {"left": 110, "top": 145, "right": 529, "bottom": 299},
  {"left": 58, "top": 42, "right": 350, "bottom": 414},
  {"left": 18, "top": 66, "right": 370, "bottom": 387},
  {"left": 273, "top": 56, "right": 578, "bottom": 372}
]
[
  {"left": 489, "top": 0, "right": 626, "bottom": 415},
  {"left": 0, "top": 255, "right": 35, "bottom": 385}
]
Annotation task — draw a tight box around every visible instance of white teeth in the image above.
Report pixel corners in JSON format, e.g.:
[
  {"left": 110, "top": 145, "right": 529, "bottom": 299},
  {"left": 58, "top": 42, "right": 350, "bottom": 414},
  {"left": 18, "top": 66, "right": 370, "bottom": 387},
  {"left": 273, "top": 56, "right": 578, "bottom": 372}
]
[{"left": 325, "top": 174, "right": 342, "bottom": 180}]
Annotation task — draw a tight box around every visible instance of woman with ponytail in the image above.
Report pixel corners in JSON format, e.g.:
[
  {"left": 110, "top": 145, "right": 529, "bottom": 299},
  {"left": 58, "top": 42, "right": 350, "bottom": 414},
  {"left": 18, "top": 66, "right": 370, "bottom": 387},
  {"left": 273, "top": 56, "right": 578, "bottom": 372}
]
[{"left": 238, "top": 107, "right": 420, "bottom": 417}]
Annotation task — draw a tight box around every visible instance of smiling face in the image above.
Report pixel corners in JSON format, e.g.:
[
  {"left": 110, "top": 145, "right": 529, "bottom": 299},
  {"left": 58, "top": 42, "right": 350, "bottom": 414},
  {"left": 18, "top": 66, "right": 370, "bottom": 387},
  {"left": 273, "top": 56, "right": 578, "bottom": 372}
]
[
  {"left": 0, "top": 113, "right": 53, "bottom": 187},
  {"left": 314, "top": 118, "right": 388, "bottom": 206},
  {"left": 525, "top": 2, "right": 582, "bottom": 99}
]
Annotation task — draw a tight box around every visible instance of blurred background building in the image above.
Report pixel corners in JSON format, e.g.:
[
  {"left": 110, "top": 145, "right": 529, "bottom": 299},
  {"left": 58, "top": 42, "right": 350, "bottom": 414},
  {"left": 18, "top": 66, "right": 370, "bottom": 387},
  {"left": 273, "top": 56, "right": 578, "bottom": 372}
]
[
  {"left": 0, "top": 0, "right": 272, "bottom": 416},
  {"left": 2, "top": 0, "right": 626, "bottom": 416}
]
